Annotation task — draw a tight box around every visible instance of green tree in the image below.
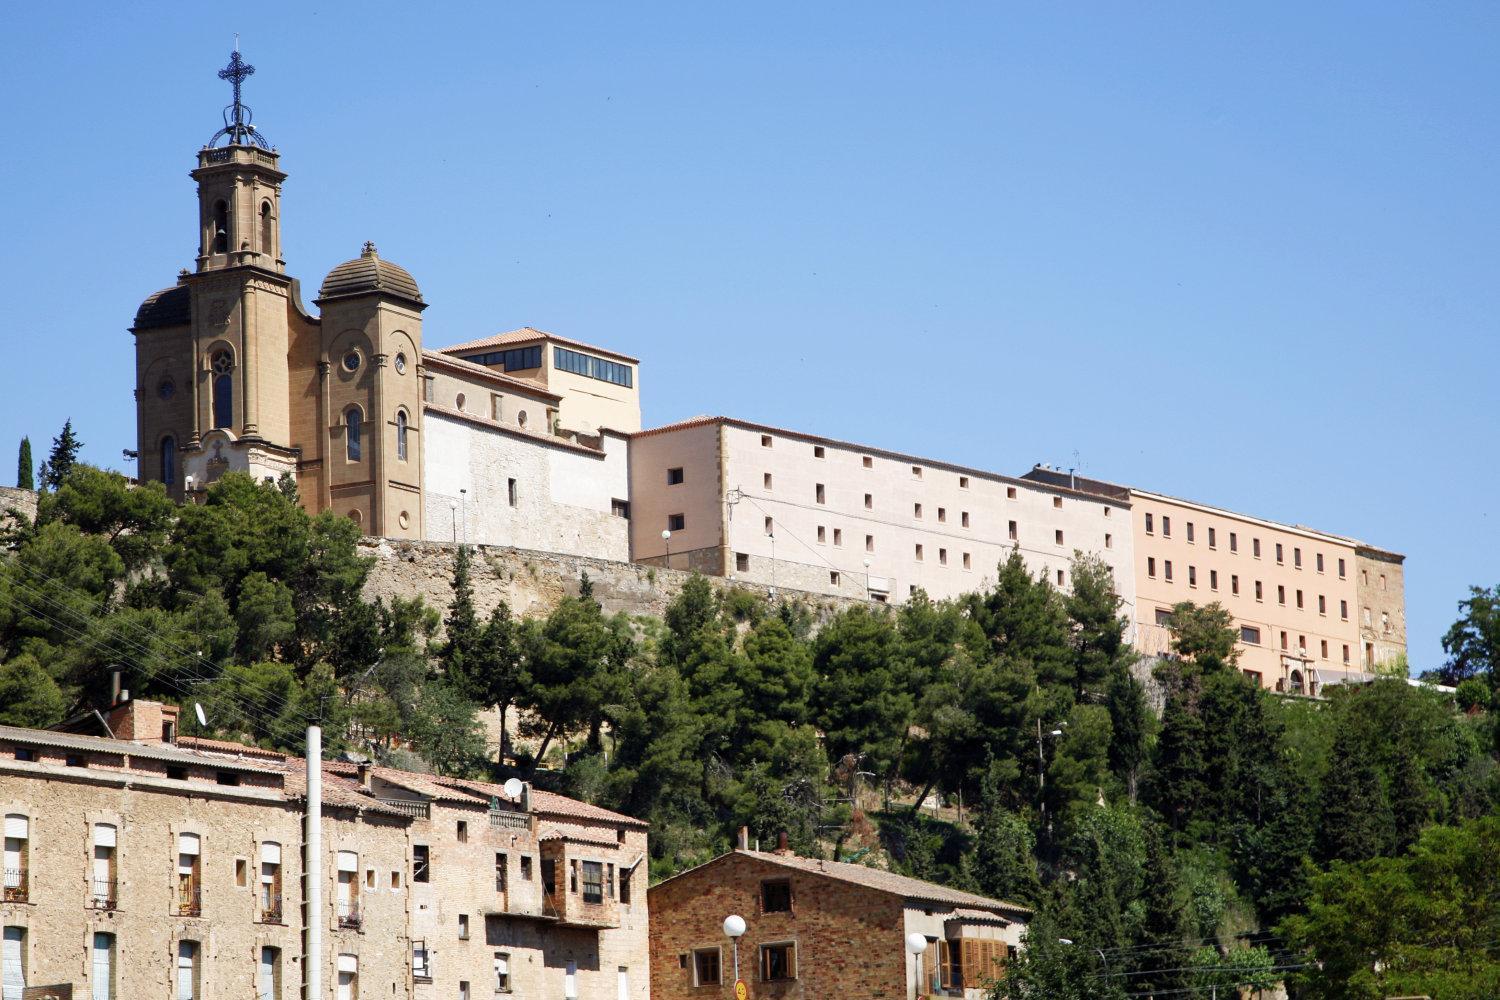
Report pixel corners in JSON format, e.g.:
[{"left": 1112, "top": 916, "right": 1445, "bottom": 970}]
[
  {"left": 40, "top": 419, "right": 82, "bottom": 491},
  {"left": 1318, "top": 718, "right": 1394, "bottom": 863},
  {"left": 0, "top": 653, "right": 67, "bottom": 728},
  {"left": 812, "top": 605, "right": 913, "bottom": 790},
  {"left": 965, "top": 755, "right": 1040, "bottom": 905},
  {"left": 1441, "top": 584, "right": 1500, "bottom": 686},
  {"left": 1064, "top": 552, "right": 1129, "bottom": 697},
  {"left": 1130, "top": 822, "right": 1190, "bottom": 995},
  {"left": 1104, "top": 664, "right": 1150, "bottom": 802},
  {"left": 16, "top": 437, "right": 32, "bottom": 491}
]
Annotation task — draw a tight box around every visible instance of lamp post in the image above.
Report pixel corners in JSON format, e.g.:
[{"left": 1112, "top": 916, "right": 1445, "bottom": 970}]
[
  {"left": 905, "top": 932, "right": 928, "bottom": 1000},
  {"left": 1036, "top": 720, "right": 1065, "bottom": 842},
  {"left": 723, "top": 914, "right": 746, "bottom": 991},
  {"left": 863, "top": 557, "right": 872, "bottom": 600},
  {"left": 661, "top": 529, "right": 672, "bottom": 570}
]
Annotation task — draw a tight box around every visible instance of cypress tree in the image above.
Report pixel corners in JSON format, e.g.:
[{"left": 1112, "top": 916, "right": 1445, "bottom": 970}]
[
  {"left": 16, "top": 437, "right": 32, "bottom": 490},
  {"left": 1319, "top": 721, "right": 1394, "bottom": 862}
]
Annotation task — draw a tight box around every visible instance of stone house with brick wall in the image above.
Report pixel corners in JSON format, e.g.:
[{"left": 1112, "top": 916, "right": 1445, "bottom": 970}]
[
  {"left": 648, "top": 845, "right": 1030, "bottom": 1000},
  {"left": 0, "top": 699, "right": 648, "bottom": 1000}
]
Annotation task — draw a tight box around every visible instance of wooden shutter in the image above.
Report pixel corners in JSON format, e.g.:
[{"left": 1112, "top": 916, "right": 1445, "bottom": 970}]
[{"left": 921, "top": 944, "right": 938, "bottom": 993}]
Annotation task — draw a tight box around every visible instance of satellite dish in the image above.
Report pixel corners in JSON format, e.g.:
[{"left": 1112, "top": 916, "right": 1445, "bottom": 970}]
[
  {"left": 194, "top": 703, "right": 207, "bottom": 728},
  {"left": 503, "top": 778, "right": 524, "bottom": 800}
]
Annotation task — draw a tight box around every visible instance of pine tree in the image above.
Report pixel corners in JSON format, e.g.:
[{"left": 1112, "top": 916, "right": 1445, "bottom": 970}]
[
  {"left": 1132, "top": 823, "right": 1191, "bottom": 995},
  {"left": 16, "top": 437, "right": 33, "bottom": 490},
  {"left": 41, "top": 419, "right": 82, "bottom": 491},
  {"left": 1105, "top": 664, "right": 1149, "bottom": 802},
  {"left": 1148, "top": 687, "right": 1209, "bottom": 836},
  {"left": 1319, "top": 720, "right": 1394, "bottom": 862},
  {"left": 968, "top": 755, "right": 1040, "bottom": 904}
]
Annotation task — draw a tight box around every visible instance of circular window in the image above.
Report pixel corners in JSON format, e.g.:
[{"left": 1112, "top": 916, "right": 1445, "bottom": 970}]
[
  {"left": 455, "top": 393, "right": 466, "bottom": 411},
  {"left": 398, "top": 510, "right": 410, "bottom": 529},
  {"left": 211, "top": 350, "right": 233, "bottom": 374},
  {"left": 342, "top": 351, "right": 361, "bottom": 373},
  {"left": 517, "top": 410, "right": 528, "bottom": 428},
  {"left": 394, "top": 353, "right": 407, "bottom": 374},
  {"left": 157, "top": 378, "right": 175, "bottom": 400}
]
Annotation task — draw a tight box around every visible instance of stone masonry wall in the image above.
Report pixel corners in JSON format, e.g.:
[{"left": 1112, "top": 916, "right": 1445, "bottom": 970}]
[
  {"left": 359, "top": 537, "right": 865, "bottom": 631},
  {"left": 0, "top": 486, "right": 37, "bottom": 529}
]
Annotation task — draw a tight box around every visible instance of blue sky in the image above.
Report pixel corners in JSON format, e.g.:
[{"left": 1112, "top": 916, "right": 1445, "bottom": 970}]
[{"left": 2, "top": 2, "right": 1496, "bottom": 671}]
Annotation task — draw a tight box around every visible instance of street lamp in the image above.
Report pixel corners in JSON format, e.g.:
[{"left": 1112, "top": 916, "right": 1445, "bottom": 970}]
[
  {"left": 1036, "top": 720, "right": 1066, "bottom": 843},
  {"left": 905, "top": 932, "right": 929, "bottom": 999},
  {"left": 863, "top": 557, "right": 872, "bottom": 600},
  {"left": 661, "top": 529, "right": 672, "bottom": 569},
  {"left": 723, "top": 914, "right": 746, "bottom": 985}
]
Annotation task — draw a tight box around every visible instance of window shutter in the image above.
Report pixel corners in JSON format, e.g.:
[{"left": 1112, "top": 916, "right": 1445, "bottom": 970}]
[
  {"left": 337, "top": 851, "right": 358, "bottom": 873},
  {"left": 177, "top": 833, "right": 200, "bottom": 856},
  {"left": 3, "top": 816, "right": 27, "bottom": 839},
  {"left": 261, "top": 842, "right": 281, "bottom": 865},
  {"left": 93, "top": 823, "right": 116, "bottom": 848}
]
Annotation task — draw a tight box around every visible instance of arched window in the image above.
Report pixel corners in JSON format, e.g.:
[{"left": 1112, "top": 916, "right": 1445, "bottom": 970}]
[
  {"left": 346, "top": 409, "right": 362, "bottom": 462},
  {"left": 395, "top": 410, "right": 408, "bottom": 461},
  {"left": 161, "top": 437, "right": 176, "bottom": 486},
  {"left": 211, "top": 351, "right": 233, "bottom": 429},
  {"left": 259, "top": 201, "right": 274, "bottom": 258},
  {"left": 211, "top": 200, "right": 229, "bottom": 254}
]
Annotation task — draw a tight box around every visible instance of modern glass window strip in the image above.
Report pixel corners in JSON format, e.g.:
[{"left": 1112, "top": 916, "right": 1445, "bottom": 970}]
[
  {"left": 553, "top": 346, "right": 633, "bottom": 387},
  {"left": 460, "top": 346, "right": 542, "bottom": 372}
]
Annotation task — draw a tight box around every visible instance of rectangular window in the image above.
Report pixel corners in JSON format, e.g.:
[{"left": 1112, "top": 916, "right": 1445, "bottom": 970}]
[
  {"left": 520, "top": 856, "right": 532, "bottom": 881},
  {"left": 1188, "top": 565, "right": 1197, "bottom": 587},
  {"left": 458, "top": 914, "right": 470, "bottom": 939},
  {"left": 864, "top": 493, "right": 873, "bottom": 509},
  {"left": 1057, "top": 569, "right": 1065, "bottom": 587},
  {"left": 1340, "top": 599, "right": 1348, "bottom": 620},
  {"left": 1240, "top": 625, "right": 1261, "bottom": 645},
  {"left": 1276, "top": 543, "right": 1284, "bottom": 564},
  {"left": 833, "top": 528, "right": 842, "bottom": 547},
  {"left": 959, "top": 476, "right": 970, "bottom": 488},
  {"left": 1208, "top": 526, "right": 1216, "bottom": 548},
  {"left": 1105, "top": 533, "right": 1112, "bottom": 548},
  {"left": 92, "top": 931, "right": 116, "bottom": 1000},
  {"left": 962, "top": 552, "right": 971, "bottom": 570},
  {"left": 1230, "top": 532, "right": 1238, "bottom": 553},
  {"left": 491, "top": 394, "right": 503, "bottom": 421},
  {"left": 816, "top": 526, "right": 826, "bottom": 544},
  {"left": 937, "top": 507, "right": 946, "bottom": 523},
  {"left": 1162, "top": 516, "right": 1171, "bottom": 537},
  {"left": 1277, "top": 585, "right": 1286, "bottom": 605},
  {"left": 1007, "top": 487, "right": 1017, "bottom": 500},
  {"left": 494, "top": 853, "right": 507, "bottom": 893},
  {"left": 1053, "top": 496, "right": 1063, "bottom": 509},
  {"left": 1155, "top": 607, "right": 1174, "bottom": 627},
  {"left": 829, "top": 570, "right": 840, "bottom": 586},
  {"left": 611, "top": 498, "right": 630, "bottom": 519},
  {"left": 1294, "top": 547, "right": 1302, "bottom": 568},
  {"left": 1145, "top": 513, "right": 1154, "bottom": 534},
  {"left": 1255, "top": 580, "right": 1263, "bottom": 601},
  {"left": 620, "top": 866, "right": 632, "bottom": 904},
  {"left": 761, "top": 879, "right": 792, "bottom": 913},
  {"left": 1210, "top": 569, "right": 1218, "bottom": 590},
  {"left": 413, "top": 845, "right": 430, "bottom": 883},
  {"left": 914, "top": 544, "right": 924, "bottom": 561},
  {"left": 939, "top": 548, "right": 947, "bottom": 566},
  {"left": 694, "top": 949, "right": 723, "bottom": 987},
  {"left": 461, "top": 345, "right": 542, "bottom": 372},
  {"left": 1318, "top": 595, "right": 1327, "bottom": 615},
  {"left": 1338, "top": 558, "right": 1346, "bottom": 578},
  {"left": 92, "top": 823, "right": 117, "bottom": 910},
  {"left": 1316, "top": 552, "right": 1325, "bottom": 573},
  {"left": 667, "top": 513, "right": 685, "bottom": 532},
  {"left": 507, "top": 478, "right": 517, "bottom": 507},
  {"left": 413, "top": 942, "right": 430, "bottom": 982},
  {"left": 761, "top": 435, "right": 772, "bottom": 448},
  {"left": 1055, "top": 529, "right": 1064, "bottom": 545},
  {"left": 176, "top": 832, "right": 201, "bottom": 916},
  {"left": 736, "top": 553, "right": 749, "bottom": 572},
  {"left": 1343, "top": 644, "right": 1351, "bottom": 664},
  {"left": 1008, "top": 520, "right": 1017, "bottom": 541},
  {"left": 581, "top": 861, "right": 603, "bottom": 904},
  {"left": 763, "top": 473, "right": 773, "bottom": 490},
  {"left": 1186, "top": 521, "right": 1195, "bottom": 543},
  {"left": 460, "top": 982, "right": 470, "bottom": 1000},
  {"left": 552, "top": 346, "right": 633, "bottom": 387},
  {"left": 1164, "top": 560, "right": 1173, "bottom": 582},
  {"left": 862, "top": 455, "right": 873, "bottom": 468},
  {"left": 666, "top": 467, "right": 684, "bottom": 485},
  {"left": 1296, "top": 589, "right": 1304, "bottom": 609},
  {"left": 760, "top": 944, "right": 796, "bottom": 982},
  {"left": 961, "top": 511, "right": 970, "bottom": 528},
  {"left": 1253, "top": 538, "right": 1261, "bottom": 558},
  {"left": 457, "top": 821, "right": 468, "bottom": 843},
  {"left": 494, "top": 953, "right": 511, "bottom": 993},
  {"left": 914, "top": 503, "right": 923, "bottom": 519},
  {"left": 1321, "top": 640, "right": 1329, "bottom": 659},
  {"left": 764, "top": 516, "right": 773, "bottom": 535},
  {"left": 1147, "top": 557, "right": 1156, "bottom": 578},
  {"left": 865, "top": 535, "right": 874, "bottom": 553},
  {"left": 1281, "top": 631, "right": 1288, "bottom": 650},
  {"left": 336, "top": 851, "right": 360, "bottom": 928},
  {"left": 1380, "top": 574, "right": 1387, "bottom": 591},
  {"left": 815, "top": 484, "right": 825, "bottom": 504},
  {"left": 174, "top": 940, "right": 201, "bottom": 1000},
  {"left": 813, "top": 445, "right": 825, "bottom": 458},
  {"left": 258, "top": 842, "right": 283, "bottom": 923},
  {"left": 1231, "top": 574, "right": 1239, "bottom": 596},
  {"left": 912, "top": 465, "right": 923, "bottom": 478}
]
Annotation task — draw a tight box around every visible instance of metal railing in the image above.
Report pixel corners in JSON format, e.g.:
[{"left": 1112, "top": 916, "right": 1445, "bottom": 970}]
[
  {"left": 2, "top": 868, "right": 26, "bottom": 903},
  {"left": 258, "top": 893, "right": 283, "bottom": 924},
  {"left": 337, "top": 900, "right": 362, "bottom": 930},
  {"left": 88, "top": 878, "right": 117, "bottom": 910},
  {"left": 176, "top": 887, "right": 202, "bottom": 917}
]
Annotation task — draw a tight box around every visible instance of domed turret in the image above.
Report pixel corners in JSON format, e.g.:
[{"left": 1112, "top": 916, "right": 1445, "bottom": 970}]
[{"left": 317, "top": 242, "right": 423, "bottom": 305}]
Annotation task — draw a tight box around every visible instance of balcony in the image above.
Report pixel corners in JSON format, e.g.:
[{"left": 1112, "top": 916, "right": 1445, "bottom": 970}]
[
  {"left": 88, "top": 878, "right": 118, "bottom": 911},
  {"left": 258, "top": 894, "right": 284, "bottom": 924},
  {"left": 337, "top": 901, "right": 362, "bottom": 930},
  {"left": 176, "top": 888, "right": 202, "bottom": 917},
  {"left": 489, "top": 807, "right": 530, "bottom": 831},
  {"left": 2, "top": 868, "right": 27, "bottom": 903},
  {"left": 377, "top": 798, "right": 430, "bottom": 820}
]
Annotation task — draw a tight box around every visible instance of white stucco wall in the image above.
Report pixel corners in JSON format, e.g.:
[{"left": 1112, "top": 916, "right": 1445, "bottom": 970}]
[{"left": 421, "top": 406, "right": 630, "bottom": 560}]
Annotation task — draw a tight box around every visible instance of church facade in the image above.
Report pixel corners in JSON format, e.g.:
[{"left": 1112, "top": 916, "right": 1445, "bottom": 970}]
[{"left": 131, "top": 52, "right": 637, "bottom": 560}]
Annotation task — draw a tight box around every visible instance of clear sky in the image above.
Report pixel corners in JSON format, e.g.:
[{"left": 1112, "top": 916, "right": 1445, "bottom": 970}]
[{"left": 2, "top": 2, "right": 1496, "bottom": 672}]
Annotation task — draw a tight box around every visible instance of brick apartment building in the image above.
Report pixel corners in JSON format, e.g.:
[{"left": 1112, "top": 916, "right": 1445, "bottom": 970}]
[
  {"left": 649, "top": 843, "right": 1030, "bottom": 1000},
  {"left": 0, "top": 699, "right": 648, "bottom": 999}
]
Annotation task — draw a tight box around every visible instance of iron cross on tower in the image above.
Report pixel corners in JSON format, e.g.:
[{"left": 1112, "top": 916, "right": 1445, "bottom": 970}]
[{"left": 209, "top": 42, "right": 271, "bottom": 149}]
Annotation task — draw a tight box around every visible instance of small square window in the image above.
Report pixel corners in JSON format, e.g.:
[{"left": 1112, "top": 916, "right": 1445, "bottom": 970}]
[
  {"left": 736, "top": 553, "right": 749, "bottom": 572},
  {"left": 761, "top": 435, "right": 772, "bottom": 448},
  {"left": 813, "top": 445, "right": 825, "bottom": 458},
  {"left": 912, "top": 465, "right": 923, "bottom": 478},
  {"left": 668, "top": 513, "right": 686, "bottom": 531},
  {"left": 761, "top": 880, "right": 792, "bottom": 913},
  {"left": 959, "top": 476, "right": 970, "bottom": 488},
  {"left": 862, "top": 455, "right": 873, "bottom": 469},
  {"left": 1053, "top": 496, "right": 1063, "bottom": 509},
  {"left": 1007, "top": 487, "right": 1017, "bottom": 500},
  {"left": 694, "top": 949, "right": 722, "bottom": 987},
  {"left": 666, "top": 467, "right": 685, "bottom": 485}
]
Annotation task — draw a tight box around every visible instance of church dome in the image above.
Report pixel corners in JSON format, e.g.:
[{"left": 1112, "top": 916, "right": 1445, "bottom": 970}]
[
  {"left": 318, "top": 242, "right": 423, "bottom": 304},
  {"left": 133, "top": 283, "right": 192, "bottom": 331}
]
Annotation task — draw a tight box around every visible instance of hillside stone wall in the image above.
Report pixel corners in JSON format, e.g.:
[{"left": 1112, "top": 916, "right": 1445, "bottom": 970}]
[
  {"left": 358, "top": 536, "right": 864, "bottom": 629},
  {"left": 0, "top": 486, "right": 37, "bottom": 528}
]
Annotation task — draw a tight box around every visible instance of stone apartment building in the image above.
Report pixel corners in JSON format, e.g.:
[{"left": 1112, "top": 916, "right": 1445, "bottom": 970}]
[
  {"left": 627, "top": 417, "right": 1135, "bottom": 614},
  {"left": 649, "top": 841, "right": 1030, "bottom": 1000},
  {"left": 0, "top": 699, "right": 648, "bottom": 999},
  {"left": 1023, "top": 466, "right": 1408, "bottom": 692}
]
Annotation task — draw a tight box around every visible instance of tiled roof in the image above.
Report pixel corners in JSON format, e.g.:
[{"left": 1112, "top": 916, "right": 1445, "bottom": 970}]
[
  {"left": 656, "top": 849, "right": 1030, "bottom": 915},
  {"left": 0, "top": 725, "right": 267, "bottom": 773},
  {"left": 437, "top": 327, "right": 640, "bottom": 364},
  {"left": 420, "top": 351, "right": 563, "bottom": 400},
  {"left": 538, "top": 821, "right": 623, "bottom": 848},
  {"left": 370, "top": 767, "right": 488, "bottom": 806},
  {"left": 176, "top": 736, "right": 289, "bottom": 762},
  {"left": 528, "top": 788, "right": 648, "bottom": 829}
]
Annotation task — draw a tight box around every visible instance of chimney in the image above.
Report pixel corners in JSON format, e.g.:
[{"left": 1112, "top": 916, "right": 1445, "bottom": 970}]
[
  {"left": 737, "top": 826, "right": 750, "bottom": 851},
  {"left": 357, "top": 762, "right": 372, "bottom": 790},
  {"left": 775, "top": 831, "right": 791, "bottom": 856}
]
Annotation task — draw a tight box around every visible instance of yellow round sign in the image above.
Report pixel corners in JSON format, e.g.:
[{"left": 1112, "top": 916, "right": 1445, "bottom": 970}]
[{"left": 734, "top": 979, "right": 748, "bottom": 1000}]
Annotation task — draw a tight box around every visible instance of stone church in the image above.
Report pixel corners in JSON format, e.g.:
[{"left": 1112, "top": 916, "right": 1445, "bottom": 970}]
[{"left": 131, "top": 50, "right": 638, "bottom": 560}]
